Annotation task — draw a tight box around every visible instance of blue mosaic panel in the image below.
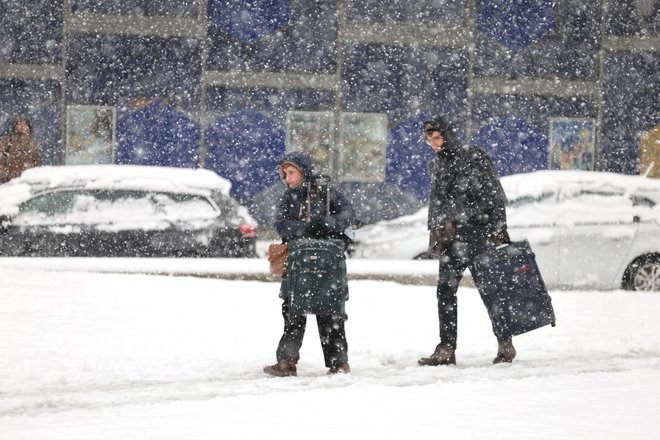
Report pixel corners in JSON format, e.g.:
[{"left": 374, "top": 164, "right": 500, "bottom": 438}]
[
  {"left": 205, "top": 87, "right": 335, "bottom": 127},
  {"left": 204, "top": 108, "right": 285, "bottom": 201},
  {"left": 206, "top": 0, "right": 336, "bottom": 72},
  {"left": 203, "top": 87, "right": 335, "bottom": 200},
  {"left": 0, "top": 0, "right": 62, "bottom": 63},
  {"left": 474, "top": 0, "right": 599, "bottom": 79},
  {"left": 471, "top": 115, "right": 548, "bottom": 176},
  {"left": 600, "top": 52, "right": 660, "bottom": 174},
  {"left": 71, "top": 0, "right": 198, "bottom": 16},
  {"left": 471, "top": 95, "right": 597, "bottom": 176},
  {"left": 344, "top": 45, "right": 468, "bottom": 124},
  {"left": 0, "top": 80, "right": 61, "bottom": 166},
  {"left": 605, "top": 1, "right": 660, "bottom": 36},
  {"left": 386, "top": 113, "right": 437, "bottom": 202},
  {"left": 115, "top": 101, "right": 199, "bottom": 168},
  {"left": 208, "top": 0, "right": 291, "bottom": 44},
  {"left": 202, "top": 85, "right": 432, "bottom": 222},
  {"left": 338, "top": 44, "right": 470, "bottom": 204},
  {"left": 67, "top": 34, "right": 201, "bottom": 112},
  {"left": 476, "top": 0, "right": 556, "bottom": 51}
]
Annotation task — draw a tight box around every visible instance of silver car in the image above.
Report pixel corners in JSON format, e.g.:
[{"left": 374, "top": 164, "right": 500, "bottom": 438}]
[{"left": 351, "top": 170, "right": 660, "bottom": 291}]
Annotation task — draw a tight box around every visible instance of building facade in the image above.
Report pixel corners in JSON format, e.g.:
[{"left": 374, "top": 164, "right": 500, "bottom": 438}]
[{"left": 1, "top": 0, "right": 658, "bottom": 225}]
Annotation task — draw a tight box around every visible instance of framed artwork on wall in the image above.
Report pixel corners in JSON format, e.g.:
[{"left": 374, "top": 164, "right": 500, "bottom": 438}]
[
  {"left": 549, "top": 118, "right": 595, "bottom": 171},
  {"left": 286, "top": 111, "right": 334, "bottom": 175},
  {"left": 66, "top": 105, "right": 115, "bottom": 165},
  {"left": 640, "top": 125, "right": 660, "bottom": 178},
  {"left": 285, "top": 111, "right": 388, "bottom": 182},
  {"left": 338, "top": 113, "right": 388, "bottom": 182}
]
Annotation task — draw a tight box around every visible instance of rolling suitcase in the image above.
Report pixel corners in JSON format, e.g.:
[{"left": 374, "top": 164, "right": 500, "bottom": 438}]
[
  {"left": 287, "top": 238, "right": 348, "bottom": 315},
  {"left": 471, "top": 240, "right": 556, "bottom": 338}
]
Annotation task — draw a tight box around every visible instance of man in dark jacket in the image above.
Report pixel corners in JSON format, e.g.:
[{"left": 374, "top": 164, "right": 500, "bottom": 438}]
[
  {"left": 263, "top": 151, "right": 354, "bottom": 377},
  {"left": 418, "top": 115, "right": 516, "bottom": 366}
]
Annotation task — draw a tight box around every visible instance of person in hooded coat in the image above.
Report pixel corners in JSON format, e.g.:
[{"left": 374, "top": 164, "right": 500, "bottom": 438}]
[
  {"left": 418, "top": 115, "right": 516, "bottom": 366},
  {"left": 0, "top": 116, "right": 41, "bottom": 184},
  {"left": 263, "top": 152, "right": 354, "bottom": 377}
]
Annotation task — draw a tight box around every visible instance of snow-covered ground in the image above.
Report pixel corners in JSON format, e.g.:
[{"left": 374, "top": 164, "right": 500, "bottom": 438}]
[{"left": 1, "top": 262, "right": 659, "bottom": 439}]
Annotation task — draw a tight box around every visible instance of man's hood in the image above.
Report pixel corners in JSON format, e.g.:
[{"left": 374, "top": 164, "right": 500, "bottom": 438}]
[{"left": 428, "top": 115, "right": 463, "bottom": 154}]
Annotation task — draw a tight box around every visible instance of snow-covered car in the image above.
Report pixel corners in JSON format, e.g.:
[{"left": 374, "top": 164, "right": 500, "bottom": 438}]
[
  {"left": 351, "top": 170, "right": 660, "bottom": 291},
  {"left": 0, "top": 165, "right": 257, "bottom": 257}
]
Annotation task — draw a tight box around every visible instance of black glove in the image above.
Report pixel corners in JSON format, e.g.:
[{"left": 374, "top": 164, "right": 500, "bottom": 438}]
[
  {"left": 428, "top": 221, "right": 456, "bottom": 256},
  {"left": 307, "top": 220, "right": 323, "bottom": 237},
  {"left": 307, "top": 196, "right": 326, "bottom": 223},
  {"left": 493, "top": 229, "right": 511, "bottom": 246},
  {"left": 441, "top": 221, "right": 457, "bottom": 245}
]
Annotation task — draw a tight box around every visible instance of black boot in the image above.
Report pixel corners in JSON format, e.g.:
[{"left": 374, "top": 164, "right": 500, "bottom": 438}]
[
  {"left": 493, "top": 338, "right": 516, "bottom": 364},
  {"left": 418, "top": 343, "right": 456, "bottom": 366}
]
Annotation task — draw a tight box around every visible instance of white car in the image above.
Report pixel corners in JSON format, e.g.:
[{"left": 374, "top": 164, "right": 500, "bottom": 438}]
[
  {"left": 0, "top": 165, "right": 257, "bottom": 257},
  {"left": 351, "top": 170, "right": 660, "bottom": 291}
]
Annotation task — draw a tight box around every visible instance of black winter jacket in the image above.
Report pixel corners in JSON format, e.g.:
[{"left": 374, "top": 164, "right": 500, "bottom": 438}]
[
  {"left": 275, "top": 184, "right": 354, "bottom": 243},
  {"left": 274, "top": 152, "right": 354, "bottom": 243},
  {"left": 426, "top": 116, "right": 507, "bottom": 236}
]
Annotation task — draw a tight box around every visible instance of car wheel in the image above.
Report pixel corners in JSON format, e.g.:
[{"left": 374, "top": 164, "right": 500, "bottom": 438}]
[{"left": 623, "top": 254, "right": 660, "bottom": 291}]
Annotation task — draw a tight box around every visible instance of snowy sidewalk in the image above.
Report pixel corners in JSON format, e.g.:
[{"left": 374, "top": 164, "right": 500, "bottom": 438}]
[
  {"left": 0, "top": 257, "right": 457, "bottom": 285},
  {"left": 1, "top": 268, "right": 659, "bottom": 439}
]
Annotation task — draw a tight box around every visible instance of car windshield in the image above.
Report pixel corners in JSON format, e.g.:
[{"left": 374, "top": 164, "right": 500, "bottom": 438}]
[{"left": 14, "top": 189, "right": 218, "bottom": 229}]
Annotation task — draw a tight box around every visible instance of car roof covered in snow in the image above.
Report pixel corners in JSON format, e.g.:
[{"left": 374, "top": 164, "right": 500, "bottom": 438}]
[
  {"left": 360, "top": 170, "right": 660, "bottom": 229},
  {"left": 0, "top": 165, "right": 234, "bottom": 217},
  {"left": 501, "top": 170, "right": 660, "bottom": 203}
]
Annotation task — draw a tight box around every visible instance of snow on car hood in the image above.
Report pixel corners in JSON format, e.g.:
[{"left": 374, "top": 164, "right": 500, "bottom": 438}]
[{"left": 0, "top": 165, "right": 235, "bottom": 219}]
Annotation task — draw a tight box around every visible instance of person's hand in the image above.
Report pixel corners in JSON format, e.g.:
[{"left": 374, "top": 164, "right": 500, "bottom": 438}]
[
  {"left": 440, "top": 221, "right": 456, "bottom": 245},
  {"left": 307, "top": 221, "right": 322, "bottom": 236},
  {"left": 493, "top": 229, "right": 511, "bottom": 246},
  {"left": 428, "top": 221, "right": 456, "bottom": 256}
]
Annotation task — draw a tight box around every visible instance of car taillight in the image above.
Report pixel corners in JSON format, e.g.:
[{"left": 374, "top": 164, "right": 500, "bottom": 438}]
[{"left": 239, "top": 224, "right": 257, "bottom": 238}]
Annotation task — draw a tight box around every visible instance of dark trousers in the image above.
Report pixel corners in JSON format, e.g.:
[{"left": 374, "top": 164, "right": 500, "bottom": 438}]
[
  {"left": 276, "top": 301, "right": 348, "bottom": 368},
  {"left": 436, "top": 225, "right": 509, "bottom": 348}
]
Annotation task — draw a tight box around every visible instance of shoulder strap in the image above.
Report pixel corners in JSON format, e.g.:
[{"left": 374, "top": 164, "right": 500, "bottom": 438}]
[{"left": 307, "top": 175, "right": 332, "bottom": 215}]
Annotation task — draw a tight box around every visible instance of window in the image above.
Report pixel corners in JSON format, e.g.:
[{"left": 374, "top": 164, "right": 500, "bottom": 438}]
[
  {"left": 286, "top": 111, "right": 334, "bottom": 176},
  {"left": 19, "top": 191, "right": 76, "bottom": 218},
  {"left": 339, "top": 113, "right": 388, "bottom": 182},
  {"left": 66, "top": 106, "right": 116, "bottom": 165},
  {"left": 549, "top": 118, "right": 595, "bottom": 171},
  {"left": 286, "top": 111, "right": 388, "bottom": 182},
  {"left": 16, "top": 189, "right": 217, "bottom": 227}
]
